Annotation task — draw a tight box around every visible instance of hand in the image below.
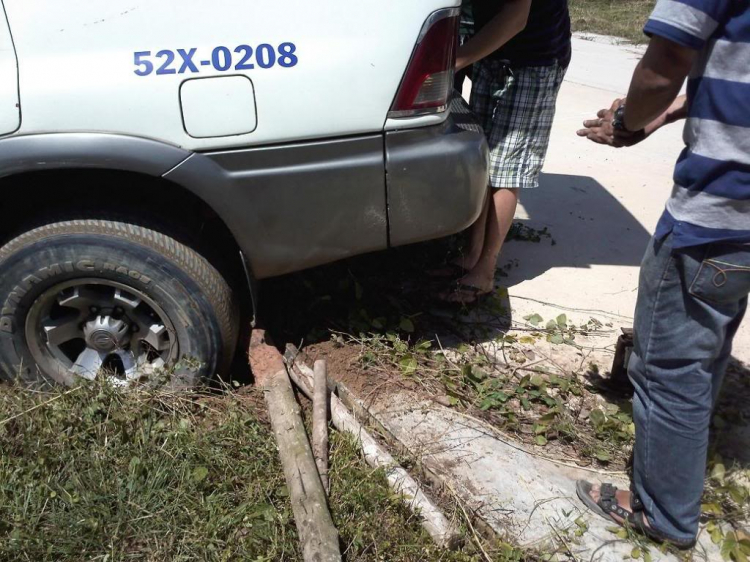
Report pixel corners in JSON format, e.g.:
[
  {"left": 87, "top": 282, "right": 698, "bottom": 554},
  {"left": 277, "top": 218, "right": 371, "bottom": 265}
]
[
  {"left": 577, "top": 98, "right": 620, "bottom": 145},
  {"left": 577, "top": 97, "right": 653, "bottom": 147},
  {"left": 575, "top": 98, "right": 627, "bottom": 146}
]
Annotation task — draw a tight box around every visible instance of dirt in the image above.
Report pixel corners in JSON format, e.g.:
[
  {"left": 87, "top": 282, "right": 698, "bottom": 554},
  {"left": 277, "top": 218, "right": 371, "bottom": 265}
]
[
  {"left": 247, "top": 329, "right": 286, "bottom": 387},
  {"left": 302, "top": 340, "right": 409, "bottom": 405}
]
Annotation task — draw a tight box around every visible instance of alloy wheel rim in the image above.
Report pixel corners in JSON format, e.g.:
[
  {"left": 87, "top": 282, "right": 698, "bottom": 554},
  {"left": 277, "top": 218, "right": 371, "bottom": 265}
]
[{"left": 25, "top": 279, "right": 178, "bottom": 384}]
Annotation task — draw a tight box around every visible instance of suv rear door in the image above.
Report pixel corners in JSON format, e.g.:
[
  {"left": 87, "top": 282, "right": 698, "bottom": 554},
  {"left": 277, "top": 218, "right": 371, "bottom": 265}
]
[{"left": 0, "top": 2, "right": 19, "bottom": 135}]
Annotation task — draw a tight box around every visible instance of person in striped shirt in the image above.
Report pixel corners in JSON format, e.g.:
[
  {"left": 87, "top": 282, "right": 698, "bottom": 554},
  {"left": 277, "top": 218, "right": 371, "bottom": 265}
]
[{"left": 576, "top": 0, "right": 750, "bottom": 549}]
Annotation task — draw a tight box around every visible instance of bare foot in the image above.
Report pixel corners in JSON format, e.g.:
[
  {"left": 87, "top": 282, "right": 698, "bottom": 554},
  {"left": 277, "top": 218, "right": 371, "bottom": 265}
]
[
  {"left": 438, "top": 272, "right": 494, "bottom": 304},
  {"left": 453, "top": 254, "right": 480, "bottom": 271},
  {"left": 458, "top": 271, "right": 494, "bottom": 293}
]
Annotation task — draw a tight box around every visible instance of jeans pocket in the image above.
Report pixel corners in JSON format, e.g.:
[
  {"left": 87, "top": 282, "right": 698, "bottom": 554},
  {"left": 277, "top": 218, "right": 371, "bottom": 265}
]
[{"left": 688, "top": 244, "right": 750, "bottom": 305}]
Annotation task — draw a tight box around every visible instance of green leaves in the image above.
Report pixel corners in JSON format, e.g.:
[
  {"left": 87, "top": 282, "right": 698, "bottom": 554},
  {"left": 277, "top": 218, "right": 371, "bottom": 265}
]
[
  {"left": 399, "top": 317, "right": 415, "bottom": 333},
  {"left": 399, "top": 355, "right": 418, "bottom": 375},
  {"left": 594, "top": 449, "right": 611, "bottom": 463},
  {"left": 522, "top": 312, "right": 574, "bottom": 344},
  {"left": 711, "top": 462, "right": 727, "bottom": 484},
  {"left": 586, "top": 405, "right": 634, "bottom": 463},
  {"left": 709, "top": 521, "right": 724, "bottom": 545},
  {"left": 608, "top": 525, "right": 629, "bottom": 540},
  {"left": 547, "top": 334, "right": 564, "bottom": 345},
  {"left": 191, "top": 466, "right": 209, "bottom": 483},
  {"left": 589, "top": 409, "right": 606, "bottom": 431},
  {"left": 523, "top": 313, "right": 544, "bottom": 326}
]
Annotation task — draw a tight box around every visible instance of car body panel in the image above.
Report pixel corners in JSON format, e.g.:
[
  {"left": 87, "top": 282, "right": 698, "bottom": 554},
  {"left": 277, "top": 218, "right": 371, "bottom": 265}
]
[
  {"left": 0, "top": 2, "right": 19, "bottom": 136},
  {"left": 386, "top": 118, "right": 488, "bottom": 248},
  {"left": 0, "top": 133, "right": 189, "bottom": 180},
  {"left": 164, "top": 113, "right": 488, "bottom": 279},
  {"left": 164, "top": 135, "right": 389, "bottom": 279},
  {"left": 3, "top": 0, "right": 458, "bottom": 150}
]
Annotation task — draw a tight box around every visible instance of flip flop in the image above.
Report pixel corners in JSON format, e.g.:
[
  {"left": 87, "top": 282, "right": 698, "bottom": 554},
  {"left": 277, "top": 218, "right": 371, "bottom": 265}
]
[{"left": 576, "top": 480, "right": 696, "bottom": 550}]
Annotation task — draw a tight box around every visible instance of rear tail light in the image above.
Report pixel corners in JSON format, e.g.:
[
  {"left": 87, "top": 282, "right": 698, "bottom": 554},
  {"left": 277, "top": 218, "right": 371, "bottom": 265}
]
[{"left": 388, "top": 8, "right": 460, "bottom": 119}]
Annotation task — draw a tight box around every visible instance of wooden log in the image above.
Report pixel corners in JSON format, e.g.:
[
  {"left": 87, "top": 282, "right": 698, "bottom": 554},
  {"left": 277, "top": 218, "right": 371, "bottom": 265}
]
[
  {"left": 249, "top": 330, "right": 341, "bottom": 562},
  {"left": 313, "top": 360, "right": 330, "bottom": 494},
  {"left": 285, "top": 346, "right": 461, "bottom": 549}
]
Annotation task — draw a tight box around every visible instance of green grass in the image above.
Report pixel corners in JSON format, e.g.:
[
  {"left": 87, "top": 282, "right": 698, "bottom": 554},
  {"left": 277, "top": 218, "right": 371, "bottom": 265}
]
[
  {"left": 0, "top": 381, "right": 505, "bottom": 561},
  {"left": 569, "top": 0, "right": 657, "bottom": 43}
]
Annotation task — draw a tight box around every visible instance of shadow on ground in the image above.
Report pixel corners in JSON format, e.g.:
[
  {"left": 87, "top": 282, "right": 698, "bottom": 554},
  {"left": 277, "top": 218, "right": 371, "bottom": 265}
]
[
  {"left": 257, "top": 168, "right": 750, "bottom": 464},
  {"left": 501, "top": 172, "right": 653, "bottom": 287},
  {"left": 714, "top": 360, "right": 750, "bottom": 468},
  {"left": 260, "top": 171, "right": 651, "bottom": 347}
]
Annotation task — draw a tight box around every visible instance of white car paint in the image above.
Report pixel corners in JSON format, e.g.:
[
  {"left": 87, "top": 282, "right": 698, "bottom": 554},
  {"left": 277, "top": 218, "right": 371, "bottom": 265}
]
[
  {"left": 1, "top": 0, "right": 458, "bottom": 150},
  {"left": 0, "top": 4, "right": 19, "bottom": 135},
  {"left": 180, "top": 75, "right": 258, "bottom": 138}
]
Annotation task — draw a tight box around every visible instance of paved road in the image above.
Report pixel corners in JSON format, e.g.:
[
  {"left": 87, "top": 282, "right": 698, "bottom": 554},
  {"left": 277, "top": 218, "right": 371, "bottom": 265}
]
[{"left": 466, "top": 34, "right": 749, "bottom": 365}]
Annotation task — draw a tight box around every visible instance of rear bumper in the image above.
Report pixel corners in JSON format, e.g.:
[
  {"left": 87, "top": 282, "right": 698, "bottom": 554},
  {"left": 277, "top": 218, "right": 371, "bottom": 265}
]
[
  {"left": 385, "top": 110, "right": 489, "bottom": 247},
  {"left": 165, "top": 110, "right": 488, "bottom": 280}
]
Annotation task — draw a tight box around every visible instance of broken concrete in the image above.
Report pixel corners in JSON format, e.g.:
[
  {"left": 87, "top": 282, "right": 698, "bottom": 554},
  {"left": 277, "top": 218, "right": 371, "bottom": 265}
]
[{"left": 355, "top": 388, "right": 722, "bottom": 561}]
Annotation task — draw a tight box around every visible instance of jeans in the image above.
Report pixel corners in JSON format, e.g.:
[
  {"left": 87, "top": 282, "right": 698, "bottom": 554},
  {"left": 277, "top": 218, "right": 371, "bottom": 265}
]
[{"left": 629, "top": 234, "right": 750, "bottom": 542}]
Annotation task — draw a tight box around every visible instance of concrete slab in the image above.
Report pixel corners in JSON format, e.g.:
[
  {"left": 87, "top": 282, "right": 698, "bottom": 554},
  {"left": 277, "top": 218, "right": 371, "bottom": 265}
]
[
  {"left": 565, "top": 34, "right": 646, "bottom": 95},
  {"left": 500, "top": 34, "right": 750, "bottom": 365},
  {"left": 412, "top": 34, "right": 748, "bottom": 560},
  {"left": 361, "top": 389, "right": 722, "bottom": 562}
]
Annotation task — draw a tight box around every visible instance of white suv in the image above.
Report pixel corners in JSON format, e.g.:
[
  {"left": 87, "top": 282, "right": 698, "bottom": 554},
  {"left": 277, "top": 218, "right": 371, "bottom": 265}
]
[{"left": 0, "top": 1, "right": 488, "bottom": 385}]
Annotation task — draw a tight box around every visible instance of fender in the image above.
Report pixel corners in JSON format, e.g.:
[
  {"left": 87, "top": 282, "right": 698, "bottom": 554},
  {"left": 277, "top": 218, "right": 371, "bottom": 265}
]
[
  {"left": 0, "top": 132, "right": 190, "bottom": 179},
  {"left": 0, "top": 132, "right": 260, "bottom": 299},
  {"left": 0, "top": 131, "right": 391, "bottom": 281}
]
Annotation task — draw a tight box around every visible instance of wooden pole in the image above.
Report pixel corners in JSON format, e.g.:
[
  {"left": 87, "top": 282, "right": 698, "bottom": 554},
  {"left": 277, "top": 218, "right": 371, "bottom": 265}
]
[
  {"left": 313, "top": 360, "right": 330, "bottom": 494},
  {"left": 249, "top": 330, "right": 341, "bottom": 562},
  {"left": 285, "top": 346, "right": 461, "bottom": 549}
]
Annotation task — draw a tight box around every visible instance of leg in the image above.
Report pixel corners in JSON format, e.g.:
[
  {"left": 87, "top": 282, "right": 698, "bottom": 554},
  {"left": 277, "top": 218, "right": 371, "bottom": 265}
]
[
  {"left": 430, "top": 61, "right": 497, "bottom": 278},
  {"left": 454, "top": 188, "right": 492, "bottom": 271},
  {"left": 629, "top": 238, "right": 750, "bottom": 542},
  {"left": 455, "top": 188, "right": 518, "bottom": 292},
  {"left": 441, "top": 63, "right": 566, "bottom": 303},
  {"left": 427, "top": 188, "right": 490, "bottom": 276},
  {"left": 709, "top": 296, "right": 747, "bottom": 406}
]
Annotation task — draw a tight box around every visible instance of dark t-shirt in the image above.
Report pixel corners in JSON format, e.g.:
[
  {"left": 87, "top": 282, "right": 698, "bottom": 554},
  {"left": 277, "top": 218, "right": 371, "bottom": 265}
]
[{"left": 472, "top": 0, "right": 571, "bottom": 67}]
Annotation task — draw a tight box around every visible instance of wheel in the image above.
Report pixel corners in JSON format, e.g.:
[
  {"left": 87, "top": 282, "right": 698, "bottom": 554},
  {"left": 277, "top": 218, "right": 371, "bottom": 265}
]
[{"left": 0, "top": 219, "right": 239, "bottom": 386}]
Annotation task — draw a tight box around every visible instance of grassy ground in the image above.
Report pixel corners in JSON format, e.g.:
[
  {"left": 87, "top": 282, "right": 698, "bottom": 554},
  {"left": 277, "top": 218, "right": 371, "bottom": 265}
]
[
  {"left": 0, "top": 381, "right": 496, "bottom": 562},
  {"left": 4, "top": 231, "right": 750, "bottom": 560},
  {"left": 264, "top": 231, "right": 636, "bottom": 470},
  {"left": 569, "top": 0, "right": 656, "bottom": 43},
  {"left": 262, "top": 234, "right": 750, "bottom": 560}
]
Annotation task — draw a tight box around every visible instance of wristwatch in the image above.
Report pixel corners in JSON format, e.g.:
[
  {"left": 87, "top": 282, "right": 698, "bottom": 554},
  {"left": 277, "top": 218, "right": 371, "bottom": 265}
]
[{"left": 612, "top": 103, "right": 630, "bottom": 132}]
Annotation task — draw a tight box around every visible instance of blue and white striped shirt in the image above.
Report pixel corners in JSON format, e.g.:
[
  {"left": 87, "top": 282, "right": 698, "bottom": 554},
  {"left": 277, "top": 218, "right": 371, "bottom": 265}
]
[{"left": 646, "top": 1, "right": 750, "bottom": 248}]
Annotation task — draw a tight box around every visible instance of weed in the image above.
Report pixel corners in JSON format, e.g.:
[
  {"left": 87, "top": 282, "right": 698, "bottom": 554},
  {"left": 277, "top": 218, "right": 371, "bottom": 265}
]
[
  {"left": 701, "top": 455, "right": 750, "bottom": 562},
  {"left": 569, "top": 0, "right": 657, "bottom": 44},
  {"left": 0, "top": 380, "right": 520, "bottom": 561}
]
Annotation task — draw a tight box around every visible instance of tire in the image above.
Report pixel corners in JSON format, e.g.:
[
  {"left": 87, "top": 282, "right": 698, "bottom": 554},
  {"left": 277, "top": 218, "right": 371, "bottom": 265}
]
[{"left": 0, "top": 219, "right": 239, "bottom": 386}]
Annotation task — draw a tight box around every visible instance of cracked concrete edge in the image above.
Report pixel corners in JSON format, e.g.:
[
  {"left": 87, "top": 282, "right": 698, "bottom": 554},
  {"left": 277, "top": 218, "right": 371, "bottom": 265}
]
[
  {"left": 337, "top": 385, "right": 722, "bottom": 561},
  {"left": 330, "top": 378, "right": 506, "bottom": 545}
]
